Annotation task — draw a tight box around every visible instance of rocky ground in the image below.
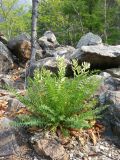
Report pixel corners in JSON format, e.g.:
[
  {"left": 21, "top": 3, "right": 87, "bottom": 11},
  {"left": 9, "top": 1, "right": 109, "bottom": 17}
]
[
  {"left": 0, "top": 67, "right": 120, "bottom": 160},
  {"left": 0, "top": 31, "right": 120, "bottom": 159},
  {"left": 0, "top": 73, "right": 45, "bottom": 160}
]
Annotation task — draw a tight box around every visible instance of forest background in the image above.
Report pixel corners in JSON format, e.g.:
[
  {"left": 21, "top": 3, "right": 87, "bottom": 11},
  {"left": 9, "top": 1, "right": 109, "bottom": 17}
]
[{"left": 0, "top": 0, "right": 120, "bottom": 46}]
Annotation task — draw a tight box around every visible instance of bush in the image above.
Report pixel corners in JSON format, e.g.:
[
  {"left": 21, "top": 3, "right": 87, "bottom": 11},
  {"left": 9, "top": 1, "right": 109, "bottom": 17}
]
[{"left": 15, "top": 57, "right": 102, "bottom": 134}]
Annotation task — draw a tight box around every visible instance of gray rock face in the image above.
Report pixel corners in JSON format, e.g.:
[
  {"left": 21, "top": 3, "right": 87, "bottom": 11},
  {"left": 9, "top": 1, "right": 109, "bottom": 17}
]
[
  {"left": 72, "top": 45, "right": 120, "bottom": 69},
  {"left": 0, "top": 42, "right": 13, "bottom": 73},
  {"left": 76, "top": 32, "right": 102, "bottom": 49}
]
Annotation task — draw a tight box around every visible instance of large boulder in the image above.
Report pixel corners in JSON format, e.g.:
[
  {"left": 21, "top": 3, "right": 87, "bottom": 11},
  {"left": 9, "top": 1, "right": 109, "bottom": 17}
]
[
  {"left": 76, "top": 32, "right": 102, "bottom": 49},
  {"left": 0, "top": 116, "right": 41, "bottom": 159},
  {"left": 98, "top": 72, "right": 120, "bottom": 104},
  {"left": 38, "top": 31, "right": 59, "bottom": 50},
  {"left": 44, "top": 46, "right": 75, "bottom": 58},
  {"left": 8, "top": 32, "right": 31, "bottom": 48},
  {"left": 51, "top": 46, "right": 75, "bottom": 58},
  {"left": 26, "top": 57, "right": 72, "bottom": 77},
  {"left": 7, "top": 33, "right": 43, "bottom": 63},
  {"left": 98, "top": 71, "right": 120, "bottom": 137},
  {"left": 0, "top": 42, "right": 13, "bottom": 73},
  {"left": 71, "top": 45, "right": 120, "bottom": 69}
]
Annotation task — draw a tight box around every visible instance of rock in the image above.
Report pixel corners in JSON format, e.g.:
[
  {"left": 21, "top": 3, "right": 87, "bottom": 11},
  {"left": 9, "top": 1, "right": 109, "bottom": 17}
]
[
  {"left": 27, "top": 57, "right": 72, "bottom": 77},
  {"left": 0, "top": 77, "right": 14, "bottom": 88},
  {"left": 100, "top": 72, "right": 111, "bottom": 78},
  {"left": 44, "top": 31, "right": 59, "bottom": 46},
  {"left": 43, "top": 46, "right": 75, "bottom": 59},
  {"left": 0, "top": 117, "right": 19, "bottom": 157},
  {"left": 0, "top": 42, "right": 13, "bottom": 73},
  {"left": 113, "top": 77, "right": 120, "bottom": 90},
  {"left": 109, "top": 104, "right": 120, "bottom": 137},
  {"left": 76, "top": 32, "right": 102, "bottom": 49},
  {"left": 0, "top": 75, "right": 25, "bottom": 90},
  {"left": 72, "top": 45, "right": 120, "bottom": 69},
  {"left": 98, "top": 72, "right": 120, "bottom": 105},
  {"left": 38, "top": 36, "right": 54, "bottom": 49},
  {"left": 107, "top": 91, "right": 120, "bottom": 105},
  {"left": 100, "top": 72, "right": 120, "bottom": 91},
  {"left": 103, "top": 75, "right": 118, "bottom": 91},
  {"left": 33, "top": 138, "right": 69, "bottom": 160},
  {"left": 7, "top": 98, "right": 25, "bottom": 113},
  {"left": 105, "top": 68, "right": 120, "bottom": 78},
  {"left": 7, "top": 33, "right": 43, "bottom": 63},
  {"left": 8, "top": 33, "right": 31, "bottom": 48},
  {"left": 27, "top": 57, "right": 58, "bottom": 77},
  {"left": 0, "top": 117, "right": 42, "bottom": 160},
  {"left": 38, "top": 31, "right": 59, "bottom": 50},
  {"left": 7, "top": 33, "right": 31, "bottom": 63},
  {"left": 46, "top": 46, "right": 75, "bottom": 58},
  {"left": 110, "top": 104, "right": 120, "bottom": 119},
  {"left": 0, "top": 35, "right": 8, "bottom": 45},
  {"left": 36, "top": 48, "right": 44, "bottom": 60},
  {"left": 99, "top": 70, "right": 120, "bottom": 137}
]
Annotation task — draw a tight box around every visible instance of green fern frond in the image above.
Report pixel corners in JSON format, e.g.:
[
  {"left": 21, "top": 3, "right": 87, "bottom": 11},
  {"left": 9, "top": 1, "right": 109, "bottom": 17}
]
[{"left": 10, "top": 57, "right": 104, "bottom": 133}]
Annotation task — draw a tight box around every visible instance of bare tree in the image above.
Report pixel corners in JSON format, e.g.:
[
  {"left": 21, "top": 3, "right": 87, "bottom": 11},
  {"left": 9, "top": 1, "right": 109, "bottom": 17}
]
[
  {"left": 25, "top": 0, "right": 39, "bottom": 87},
  {"left": 30, "top": 0, "right": 39, "bottom": 65},
  {"left": 104, "top": 0, "right": 108, "bottom": 42}
]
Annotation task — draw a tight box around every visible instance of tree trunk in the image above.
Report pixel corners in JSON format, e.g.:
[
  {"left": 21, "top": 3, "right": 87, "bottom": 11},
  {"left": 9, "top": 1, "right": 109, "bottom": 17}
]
[
  {"left": 30, "top": 0, "right": 39, "bottom": 65},
  {"left": 25, "top": 0, "right": 39, "bottom": 87},
  {"left": 104, "top": 0, "right": 108, "bottom": 43}
]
